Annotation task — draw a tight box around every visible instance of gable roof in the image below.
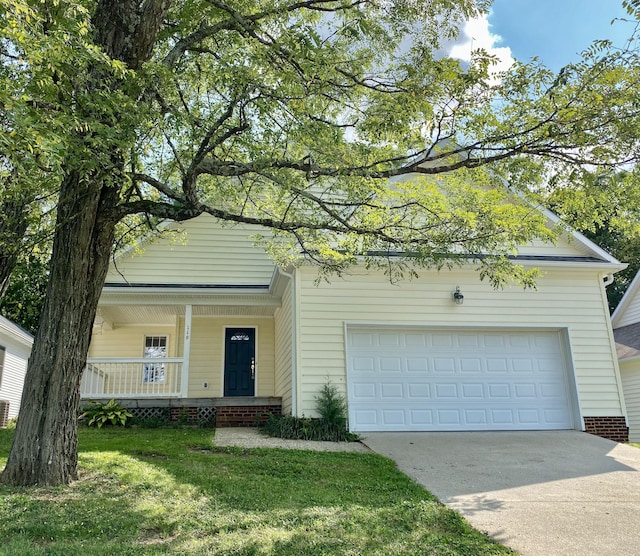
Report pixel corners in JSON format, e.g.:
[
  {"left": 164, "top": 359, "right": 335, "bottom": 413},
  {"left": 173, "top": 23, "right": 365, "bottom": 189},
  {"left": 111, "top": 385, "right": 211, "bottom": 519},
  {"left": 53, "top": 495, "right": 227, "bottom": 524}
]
[
  {"left": 611, "top": 269, "right": 640, "bottom": 329},
  {"left": 536, "top": 204, "right": 621, "bottom": 264},
  {"left": 105, "top": 186, "right": 624, "bottom": 291}
]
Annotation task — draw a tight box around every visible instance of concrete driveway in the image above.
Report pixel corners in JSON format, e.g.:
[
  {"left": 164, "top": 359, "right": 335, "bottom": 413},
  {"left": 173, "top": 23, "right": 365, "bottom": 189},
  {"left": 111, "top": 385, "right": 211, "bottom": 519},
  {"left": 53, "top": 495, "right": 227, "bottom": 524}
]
[{"left": 361, "top": 431, "right": 640, "bottom": 556}]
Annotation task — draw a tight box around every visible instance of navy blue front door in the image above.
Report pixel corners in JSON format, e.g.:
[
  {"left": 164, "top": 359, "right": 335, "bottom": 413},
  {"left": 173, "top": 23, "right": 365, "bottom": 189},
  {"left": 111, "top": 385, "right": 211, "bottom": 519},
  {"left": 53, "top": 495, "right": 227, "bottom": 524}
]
[{"left": 224, "top": 328, "right": 256, "bottom": 396}]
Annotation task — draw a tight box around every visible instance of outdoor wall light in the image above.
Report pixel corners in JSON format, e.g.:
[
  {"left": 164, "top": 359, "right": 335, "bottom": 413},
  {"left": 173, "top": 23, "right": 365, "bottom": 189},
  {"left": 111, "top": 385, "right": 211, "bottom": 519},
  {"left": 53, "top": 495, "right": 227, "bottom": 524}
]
[{"left": 453, "top": 286, "right": 464, "bottom": 305}]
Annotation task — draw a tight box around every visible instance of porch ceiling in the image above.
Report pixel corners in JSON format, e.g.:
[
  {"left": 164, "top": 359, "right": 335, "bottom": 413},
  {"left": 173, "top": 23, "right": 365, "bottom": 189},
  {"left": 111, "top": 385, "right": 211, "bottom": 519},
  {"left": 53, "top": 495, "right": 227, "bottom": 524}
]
[{"left": 96, "top": 302, "right": 279, "bottom": 327}]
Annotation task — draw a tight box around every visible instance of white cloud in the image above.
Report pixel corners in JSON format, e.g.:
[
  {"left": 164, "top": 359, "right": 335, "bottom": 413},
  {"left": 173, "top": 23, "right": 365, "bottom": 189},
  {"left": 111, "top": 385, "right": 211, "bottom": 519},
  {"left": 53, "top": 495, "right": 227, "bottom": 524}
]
[{"left": 447, "top": 15, "right": 514, "bottom": 76}]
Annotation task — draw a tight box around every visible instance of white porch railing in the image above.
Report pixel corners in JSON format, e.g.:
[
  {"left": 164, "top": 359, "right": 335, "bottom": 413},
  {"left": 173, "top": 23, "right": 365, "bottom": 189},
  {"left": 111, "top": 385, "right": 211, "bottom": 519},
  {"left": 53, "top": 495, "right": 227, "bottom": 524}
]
[{"left": 81, "top": 358, "right": 183, "bottom": 398}]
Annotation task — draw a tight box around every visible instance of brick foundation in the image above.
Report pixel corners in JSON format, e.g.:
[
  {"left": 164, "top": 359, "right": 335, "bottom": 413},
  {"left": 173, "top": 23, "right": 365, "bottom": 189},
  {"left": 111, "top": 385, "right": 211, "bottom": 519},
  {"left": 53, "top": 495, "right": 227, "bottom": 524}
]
[
  {"left": 170, "top": 406, "right": 199, "bottom": 422},
  {"left": 583, "top": 416, "right": 628, "bottom": 443},
  {"left": 90, "top": 397, "right": 282, "bottom": 428},
  {"left": 215, "top": 404, "right": 282, "bottom": 427}
]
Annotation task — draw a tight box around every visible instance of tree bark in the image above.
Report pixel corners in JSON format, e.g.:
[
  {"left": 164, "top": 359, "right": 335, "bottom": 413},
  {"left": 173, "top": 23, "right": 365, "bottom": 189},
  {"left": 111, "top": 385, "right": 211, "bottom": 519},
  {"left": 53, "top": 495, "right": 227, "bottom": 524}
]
[
  {"left": 0, "top": 173, "right": 119, "bottom": 485},
  {"left": 0, "top": 0, "right": 172, "bottom": 486}
]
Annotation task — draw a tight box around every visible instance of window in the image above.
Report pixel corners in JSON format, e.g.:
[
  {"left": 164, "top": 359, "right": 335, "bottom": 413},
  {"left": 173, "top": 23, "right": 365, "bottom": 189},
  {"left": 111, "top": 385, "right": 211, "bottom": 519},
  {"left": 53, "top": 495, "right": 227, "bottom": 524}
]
[
  {"left": 143, "top": 336, "right": 167, "bottom": 383},
  {"left": 0, "top": 346, "right": 4, "bottom": 389}
]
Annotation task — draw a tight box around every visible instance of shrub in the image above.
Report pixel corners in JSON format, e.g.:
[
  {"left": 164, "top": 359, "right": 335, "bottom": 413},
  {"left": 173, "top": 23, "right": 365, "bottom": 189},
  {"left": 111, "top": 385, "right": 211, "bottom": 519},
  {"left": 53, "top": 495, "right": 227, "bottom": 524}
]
[
  {"left": 81, "top": 399, "right": 133, "bottom": 428},
  {"left": 315, "top": 382, "right": 348, "bottom": 429},
  {"left": 259, "top": 381, "right": 358, "bottom": 442}
]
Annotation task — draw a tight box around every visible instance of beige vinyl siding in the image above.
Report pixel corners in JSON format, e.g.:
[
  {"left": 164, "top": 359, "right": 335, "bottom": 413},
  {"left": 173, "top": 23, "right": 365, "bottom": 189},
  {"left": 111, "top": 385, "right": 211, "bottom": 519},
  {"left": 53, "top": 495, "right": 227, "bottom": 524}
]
[
  {"left": 106, "top": 215, "right": 275, "bottom": 285},
  {"left": 187, "top": 316, "right": 275, "bottom": 397},
  {"left": 516, "top": 235, "right": 592, "bottom": 257},
  {"left": 295, "top": 266, "right": 623, "bottom": 420},
  {"left": 88, "top": 325, "right": 179, "bottom": 396},
  {"left": 274, "top": 281, "right": 293, "bottom": 413},
  {"left": 88, "top": 325, "right": 178, "bottom": 358},
  {"left": 620, "top": 360, "right": 640, "bottom": 442}
]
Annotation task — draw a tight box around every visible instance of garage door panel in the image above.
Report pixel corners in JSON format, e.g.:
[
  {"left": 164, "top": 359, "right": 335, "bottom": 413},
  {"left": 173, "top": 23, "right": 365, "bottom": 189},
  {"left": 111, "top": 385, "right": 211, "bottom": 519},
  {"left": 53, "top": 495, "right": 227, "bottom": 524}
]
[
  {"left": 410, "top": 409, "right": 433, "bottom": 425},
  {"left": 514, "top": 383, "right": 537, "bottom": 398},
  {"left": 465, "top": 409, "right": 488, "bottom": 424},
  {"left": 347, "top": 327, "right": 573, "bottom": 432},
  {"left": 405, "top": 333, "right": 427, "bottom": 347},
  {"left": 460, "top": 358, "right": 483, "bottom": 373},
  {"left": 352, "top": 356, "right": 375, "bottom": 372},
  {"left": 407, "top": 358, "right": 428, "bottom": 372},
  {"left": 484, "top": 335, "right": 507, "bottom": 349},
  {"left": 380, "top": 357, "right": 403, "bottom": 372},
  {"left": 492, "top": 409, "right": 515, "bottom": 425},
  {"left": 538, "top": 358, "right": 562, "bottom": 373},
  {"left": 513, "top": 359, "right": 534, "bottom": 373},
  {"left": 458, "top": 335, "right": 481, "bottom": 349},
  {"left": 487, "top": 358, "right": 509, "bottom": 373},
  {"left": 408, "top": 383, "right": 431, "bottom": 398},
  {"left": 434, "top": 358, "right": 456, "bottom": 373},
  {"left": 434, "top": 383, "right": 458, "bottom": 398},
  {"left": 380, "top": 383, "right": 404, "bottom": 398},
  {"left": 352, "top": 382, "right": 376, "bottom": 399},
  {"left": 380, "top": 334, "right": 401, "bottom": 348}
]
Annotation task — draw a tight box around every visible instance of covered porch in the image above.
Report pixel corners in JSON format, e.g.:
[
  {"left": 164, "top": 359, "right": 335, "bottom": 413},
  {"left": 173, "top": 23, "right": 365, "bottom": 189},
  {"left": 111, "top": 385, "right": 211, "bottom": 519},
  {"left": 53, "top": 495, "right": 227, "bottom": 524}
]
[{"left": 82, "top": 279, "right": 292, "bottom": 425}]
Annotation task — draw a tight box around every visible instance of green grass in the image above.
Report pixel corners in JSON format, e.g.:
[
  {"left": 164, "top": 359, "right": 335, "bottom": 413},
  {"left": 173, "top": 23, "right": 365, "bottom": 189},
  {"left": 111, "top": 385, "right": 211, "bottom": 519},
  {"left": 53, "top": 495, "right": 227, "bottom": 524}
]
[{"left": 0, "top": 428, "right": 514, "bottom": 555}]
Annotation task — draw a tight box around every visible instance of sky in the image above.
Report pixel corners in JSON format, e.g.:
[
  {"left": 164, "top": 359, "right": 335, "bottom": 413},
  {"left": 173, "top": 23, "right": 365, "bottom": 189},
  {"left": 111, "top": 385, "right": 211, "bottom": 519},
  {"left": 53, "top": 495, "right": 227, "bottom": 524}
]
[{"left": 448, "top": 0, "right": 637, "bottom": 73}]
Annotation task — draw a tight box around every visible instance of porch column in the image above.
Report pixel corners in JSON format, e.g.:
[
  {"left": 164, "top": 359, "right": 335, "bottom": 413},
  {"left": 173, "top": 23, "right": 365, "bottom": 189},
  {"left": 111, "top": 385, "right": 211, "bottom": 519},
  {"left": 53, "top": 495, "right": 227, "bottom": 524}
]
[{"left": 181, "top": 304, "right": 192, "bottom": 397}]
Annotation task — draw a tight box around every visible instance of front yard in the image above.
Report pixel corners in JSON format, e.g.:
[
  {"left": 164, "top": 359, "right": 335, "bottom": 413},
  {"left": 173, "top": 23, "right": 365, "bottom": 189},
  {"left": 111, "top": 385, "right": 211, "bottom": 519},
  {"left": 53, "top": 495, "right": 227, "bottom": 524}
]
[{"left": 0, "top": 428, "right": 513, "bottom": 555}]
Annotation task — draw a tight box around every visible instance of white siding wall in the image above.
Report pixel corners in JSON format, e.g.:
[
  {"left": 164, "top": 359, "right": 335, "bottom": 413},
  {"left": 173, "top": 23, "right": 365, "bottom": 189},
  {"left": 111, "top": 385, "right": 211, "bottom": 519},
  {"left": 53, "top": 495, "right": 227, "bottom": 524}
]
[
  {"left": 106, "top": 215, "right": 276, "bottom": 285},
  {"left": 274, "top": 281, "right": 293, "bottom": 413},
  {"left": 0, "top": 348, "right": 29, "bottom": 419},
  {"left": 295, "top": 266, "right": 623, "bottom": 420},
  {"left": 620, "top": 360, "right": 640, "bottom": 442},
  {"left": 0, "top": 321, "right": 32, "bottom": 420},
  {"left": 613, "top": 298, "right": 640, "bottom": 329}
]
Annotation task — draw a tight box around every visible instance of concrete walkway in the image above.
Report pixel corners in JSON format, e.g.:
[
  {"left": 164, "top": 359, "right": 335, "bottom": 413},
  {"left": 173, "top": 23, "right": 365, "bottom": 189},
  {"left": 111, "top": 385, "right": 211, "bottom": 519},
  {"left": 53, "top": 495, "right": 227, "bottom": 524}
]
[
  {"left": 214, "top": 427, "right": 370, "bottom": 452},
  {"left": 361, "top": 431, "right": 640, "bottom": 556}
]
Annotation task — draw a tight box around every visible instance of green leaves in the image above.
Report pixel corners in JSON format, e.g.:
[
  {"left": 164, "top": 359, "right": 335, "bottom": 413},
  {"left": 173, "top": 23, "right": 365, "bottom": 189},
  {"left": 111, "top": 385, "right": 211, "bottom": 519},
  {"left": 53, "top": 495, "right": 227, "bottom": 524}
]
[
  {"left": 81, "top": 400, "right": 133, "bottom": 429},
  {"left": 5, "top": 0, "right": 640, "bottom": 290}
]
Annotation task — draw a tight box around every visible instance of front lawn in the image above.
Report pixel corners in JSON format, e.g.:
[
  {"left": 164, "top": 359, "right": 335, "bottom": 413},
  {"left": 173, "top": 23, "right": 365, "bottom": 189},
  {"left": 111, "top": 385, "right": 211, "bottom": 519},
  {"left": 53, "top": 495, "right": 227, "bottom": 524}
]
[{"left": 0, "top": 428, "right": 513, "bottom": 555}]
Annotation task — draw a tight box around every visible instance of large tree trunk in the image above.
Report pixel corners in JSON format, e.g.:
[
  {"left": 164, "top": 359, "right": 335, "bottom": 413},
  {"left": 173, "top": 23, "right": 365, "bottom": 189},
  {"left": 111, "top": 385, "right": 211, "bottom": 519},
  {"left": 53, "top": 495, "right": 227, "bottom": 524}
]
[
  {"left": 0, "top": 0, "right": 171, "bottom": 486},
  {"left": 0, "top": 174, "right": 119, "bottom": 485}
]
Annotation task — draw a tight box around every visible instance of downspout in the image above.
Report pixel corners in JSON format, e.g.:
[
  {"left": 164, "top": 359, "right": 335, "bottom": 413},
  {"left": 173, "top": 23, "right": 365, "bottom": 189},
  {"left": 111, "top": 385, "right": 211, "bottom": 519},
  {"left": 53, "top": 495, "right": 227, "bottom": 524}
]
[{"left": 279, "top": 269, "right": 298, "bottom": 416}]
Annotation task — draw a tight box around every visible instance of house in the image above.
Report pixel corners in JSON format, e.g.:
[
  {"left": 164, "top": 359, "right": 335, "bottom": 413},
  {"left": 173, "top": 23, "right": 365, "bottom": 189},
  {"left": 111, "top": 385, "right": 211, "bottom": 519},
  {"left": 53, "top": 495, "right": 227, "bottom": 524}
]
[
  {"left": 0, "top": 315, "right": 33, "bottom": 426},
  {"left": 84, "top": 212, "right": 629, "bottom": 441},
  {"left": 611, "top": 271, "right": 640, "bottom": 442}
]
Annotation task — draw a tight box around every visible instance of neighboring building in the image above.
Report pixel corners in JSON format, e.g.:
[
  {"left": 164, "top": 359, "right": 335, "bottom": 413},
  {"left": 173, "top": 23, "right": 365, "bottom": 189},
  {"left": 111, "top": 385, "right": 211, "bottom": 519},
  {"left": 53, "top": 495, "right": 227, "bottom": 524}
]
[
  {"left": 0, "top": 315, "right": 33, "bottom": 425},
  {"left": 83, "top": 212, "right": 629, "bottom": 441},
  {"left": 611, "top": 271, "right": 640, "bottom": 442}
]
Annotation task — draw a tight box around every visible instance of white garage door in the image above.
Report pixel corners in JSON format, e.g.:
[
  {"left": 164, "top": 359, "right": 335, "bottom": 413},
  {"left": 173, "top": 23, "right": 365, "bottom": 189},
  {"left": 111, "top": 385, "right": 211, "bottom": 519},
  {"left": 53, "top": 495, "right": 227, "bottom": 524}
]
[{"left": 346, "top": 327, "right": 574, "bottom": 432}]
